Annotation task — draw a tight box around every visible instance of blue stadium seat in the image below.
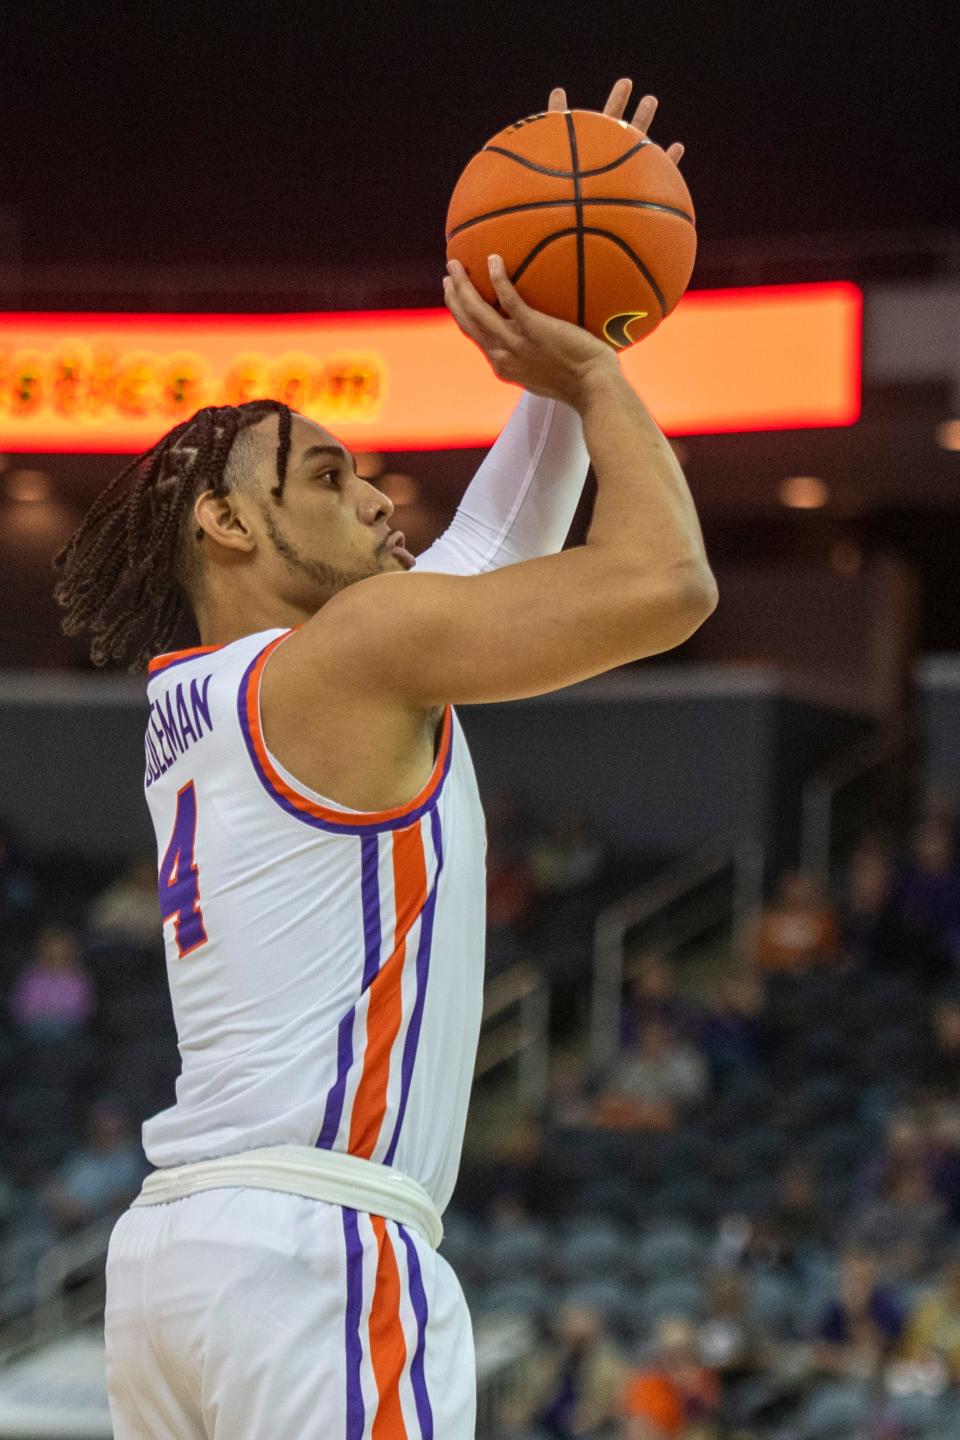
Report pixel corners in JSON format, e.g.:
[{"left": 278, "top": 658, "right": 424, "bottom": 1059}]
[
  {"left": 747, "top": 1270, "right": 801, "bottom": 1336},
  {"left": 791, "top": 1380, "right": 872, "bottom": 1440},
  {"left": 556, "top": 1220, "right": 631, "bottom": 1282},
  {"left": 562, "top": 1277, "right": 638, "bottom": 1333},
  {"left": 474, "top": 1276, "right": 552, "bottom": 1324},
  {"left": 633, "top": 1223, "right": 710, "bottom": 1282},
  {"left": 632, "top": 1276, "right": 706, "bottom": 1336},
  {"left": 483, "top": 1221, "right": 551, "bottom": 1280}
]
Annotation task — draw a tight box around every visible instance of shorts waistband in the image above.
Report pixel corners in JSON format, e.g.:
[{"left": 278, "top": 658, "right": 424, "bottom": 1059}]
[{"left": 133, "top": 1144, "right": 444, "bottom": 1250}]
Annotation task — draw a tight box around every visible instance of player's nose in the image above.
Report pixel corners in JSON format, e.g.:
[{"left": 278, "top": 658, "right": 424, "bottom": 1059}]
[{"left": 359, "top": 481, "right": 394, "bottom": 526}]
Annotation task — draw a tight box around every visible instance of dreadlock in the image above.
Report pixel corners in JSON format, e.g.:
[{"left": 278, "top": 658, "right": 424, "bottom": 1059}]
[{"left": 53, "top": 400, "right": 293, "bottom": 673}]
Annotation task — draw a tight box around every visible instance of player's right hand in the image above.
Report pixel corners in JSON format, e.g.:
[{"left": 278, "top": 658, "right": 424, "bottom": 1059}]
[{"left": 443, "top": 254, "right": 621, "bottom": 409}]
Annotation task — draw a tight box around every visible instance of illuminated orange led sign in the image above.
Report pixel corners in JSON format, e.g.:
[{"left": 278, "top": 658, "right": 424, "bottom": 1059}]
[{"left": 0, "top": 282, "right": 860, "bottom": 452}]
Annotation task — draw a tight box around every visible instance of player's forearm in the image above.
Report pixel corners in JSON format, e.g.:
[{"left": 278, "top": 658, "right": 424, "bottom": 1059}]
[
  {"left": 575, "top": 364, "right": 715, "bottom": 592},
  {"left": 413, "top": 390, "right": 589, "bottom": 576}
]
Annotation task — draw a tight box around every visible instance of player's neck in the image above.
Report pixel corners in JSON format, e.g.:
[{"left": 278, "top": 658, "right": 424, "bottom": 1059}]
[{"left": 194, "top": 593, "right": 316, "bottom": 648}]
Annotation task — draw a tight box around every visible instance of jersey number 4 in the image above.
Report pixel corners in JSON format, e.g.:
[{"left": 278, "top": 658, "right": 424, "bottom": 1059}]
[{"left": 159, "top": 781, "right": 208, "bottom": 958}]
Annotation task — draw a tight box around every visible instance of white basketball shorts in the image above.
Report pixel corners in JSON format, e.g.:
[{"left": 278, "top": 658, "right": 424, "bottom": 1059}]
[{"left": 104, "top": 1187, "right": 476, "bottom": 1438}]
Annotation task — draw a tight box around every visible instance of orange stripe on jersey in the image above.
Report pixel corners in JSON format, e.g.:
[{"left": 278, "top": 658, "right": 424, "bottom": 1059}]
[
  {"left": 244, "top": 632, "right": 453, "bottom": 829},
  {"left": 368, "top": 1215, "right": 409, "bottom": 1440},
  {"left": 148, "top": 644, "right": 222, "bottom": 675},
  {"left": 349, "top": 822, "right": 429, "bottom": 1159}
]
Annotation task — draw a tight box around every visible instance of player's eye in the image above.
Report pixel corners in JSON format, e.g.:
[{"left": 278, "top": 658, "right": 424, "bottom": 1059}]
[{"left": 318, "top": 469, "right": 340, "bottom": 486}]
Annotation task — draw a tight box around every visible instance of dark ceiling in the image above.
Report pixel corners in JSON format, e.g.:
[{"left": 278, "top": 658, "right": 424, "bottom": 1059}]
[{"left": 2, "top": 0, "right": 957, "bottom": 272}]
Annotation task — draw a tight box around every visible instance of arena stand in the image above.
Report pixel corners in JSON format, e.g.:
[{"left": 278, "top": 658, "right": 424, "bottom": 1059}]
[{"left": 2, "top": 781, "right": 960, "bottom": 1438}]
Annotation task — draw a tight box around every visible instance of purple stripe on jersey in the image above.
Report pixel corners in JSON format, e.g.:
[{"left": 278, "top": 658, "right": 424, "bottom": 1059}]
[
  {"left": 343, "top": 1208, "right": 366, "bottom": 1440},
  {"left": 398, "top": 1225, "right": 434, "bottom": 1440},
  {"left": 236, "top": 649, "right": 455, "bottom": 835},
  {"left": 360, "top": 832, "right": 383, "bottom": 990},
  {"left": 317, "top": 834, "right": 382, "bottom": 1148},
  {"left": 383, "top": 806, "right": 444, "bottom": 1166}
]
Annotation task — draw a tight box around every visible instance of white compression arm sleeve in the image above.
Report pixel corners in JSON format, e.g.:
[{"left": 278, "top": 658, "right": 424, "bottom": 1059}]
[{"left": 413, "top": 391, "right": 590, "bottom": 576}]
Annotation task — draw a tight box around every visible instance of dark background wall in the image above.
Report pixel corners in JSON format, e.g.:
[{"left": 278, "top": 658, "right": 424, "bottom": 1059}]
[{"left": 0, "top": 668, "right": 869, "bottom": 878}]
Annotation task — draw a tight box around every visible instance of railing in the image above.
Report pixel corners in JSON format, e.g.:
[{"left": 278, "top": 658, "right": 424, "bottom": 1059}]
[
  {"left": 589, "top": 832, "right": 766, "bottom": 1074},
  {"left": 0, "top": 1215, "right": 115, "bottom": 1367},
  {"left": 475, "top": 1316, "right": 535, "bottom": 1439},
  {"left": 475, "top": 962, "right": 550, "bottom": 1112},
  {"left": 799, "top": 719, "right": 917, "bottom": 886}
]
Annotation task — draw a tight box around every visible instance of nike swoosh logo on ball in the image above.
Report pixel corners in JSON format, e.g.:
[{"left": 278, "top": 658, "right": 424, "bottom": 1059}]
[{"left": 603, "top": 311, "right": 649, "bottom": 348}]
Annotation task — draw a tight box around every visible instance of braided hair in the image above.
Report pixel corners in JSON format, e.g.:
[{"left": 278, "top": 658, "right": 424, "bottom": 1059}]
[{"left": 53, "top": 400, "right": 293, "bottom": 672}]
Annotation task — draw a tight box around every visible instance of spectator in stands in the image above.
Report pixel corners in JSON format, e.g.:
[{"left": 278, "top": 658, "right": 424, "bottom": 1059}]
[
  {"left": 0, "top": 819, "right": 38, "bottom": 937},
  {"left": 598, "top": 1021, "right": 709, "bottom": 1131},
  {"left": 757, "top": 1160, "right": 833, "bottom": 1266},
  {"left": 529, "top": 810, "right": 607, "bottom": 899},
  {"left": 9, "top": 924, "right": 94, "bottom": 1041},
  {"left": 622, "top": 953, "right": 704, "bottom": 1049},
  {"left": 926, "top": 1100, "right": 960, "bottom": 1226},
  {"left": 840, "top": 834, "right": 913, "bottom": 971},
  {"left": 753, "top": 868, "right": 840, "bottom": 973},
  {"left": 916, "top": 995, "right": 960, "bottom": 1101},
  {"left": 502, "top": 1301, "right": 628, "bottom": 1438},
  {"left": 904, "top": 1245, "right": 960, "bottom": 1381},
  {"left": 699, "top": 974, "right": 766, "bottom": 1088},
  {"left": 486, "top": 794, "right": 536, "bottom": 976},
  {"left": 620, "top": 1318, "right": 720, "bottom": 1439},
  {"left": 43, "top": 1099, "right": 145, "bottom": 1236},
  {"left": 815, "top": 1249, "right": 905, "bottom": 1379},
  {"left": 87, "top": 855, "right": 160, "bottom": 944},
  {"left": 852, "top": 1165, "right": 948, "bottom": 1283},
  {"left": 892, "top": 819, "right": 960, "bottom": 983},
  {"left": 698, "top": 1269, "right": 775, "bottom": 1384}
]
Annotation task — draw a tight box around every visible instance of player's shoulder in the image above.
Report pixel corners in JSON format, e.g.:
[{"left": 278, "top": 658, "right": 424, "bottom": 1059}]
[{"left": 146, "top": 628, "right": 289, "bottom": 687}]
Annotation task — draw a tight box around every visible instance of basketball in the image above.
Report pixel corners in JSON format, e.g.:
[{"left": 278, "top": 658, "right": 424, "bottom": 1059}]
[{"left": 445, "top": 109, "right": 697, "bottom": 349}]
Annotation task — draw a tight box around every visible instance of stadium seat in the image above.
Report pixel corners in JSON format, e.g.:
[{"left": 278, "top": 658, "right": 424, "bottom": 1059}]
[
  {"left": 633, "top": 1223, "right": 710, "bottom": 1282},
  {"left": 791, "top": 1380, "right": 872, "bottom": 1440},
  {"left": 474, "top": 1276, "right": 552, "bottom": 1325},
  {"left": 631, "top": 1276, "right": 706, "bottom": 1336},
  {"left": 555, "top": 1219, "right": 631, "bottom": 1282},
  {"left": 482, "top": 1221, "right": 551, "bottom": 1280},
  {"left": 747, "top": 1270, "right": 801, "bottom": 1336}
]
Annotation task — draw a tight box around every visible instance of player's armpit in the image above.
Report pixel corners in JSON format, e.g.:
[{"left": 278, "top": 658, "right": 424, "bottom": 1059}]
[{"left": 304, "top": 548, "right": 717, "bottom": 709}]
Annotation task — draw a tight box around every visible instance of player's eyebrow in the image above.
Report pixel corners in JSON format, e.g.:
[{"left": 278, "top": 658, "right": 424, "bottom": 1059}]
[{"left": 296, "top": 443, "right": 354, "bottom": 471}]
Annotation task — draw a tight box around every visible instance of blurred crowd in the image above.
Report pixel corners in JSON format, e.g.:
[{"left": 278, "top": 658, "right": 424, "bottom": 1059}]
[
  {"left": 454, "top": 790, "right": 960, "bottom": 1438},
  {"left": 4, "top": 789, "right": 960, "bottom": 1439}
]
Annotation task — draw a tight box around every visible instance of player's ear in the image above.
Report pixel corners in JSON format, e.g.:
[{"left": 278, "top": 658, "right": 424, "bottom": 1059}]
[{"left": 194, "top": 490, "right": 256, "bottom": 554}]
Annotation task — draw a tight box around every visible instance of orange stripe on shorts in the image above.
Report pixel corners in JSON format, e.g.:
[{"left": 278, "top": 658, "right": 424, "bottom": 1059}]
[
  {"left": 368, "top": 1215, "right": 409, "bottom": 1440},
  {"left": 348, "top": 822, "right": 428, "bottom": 1159}
]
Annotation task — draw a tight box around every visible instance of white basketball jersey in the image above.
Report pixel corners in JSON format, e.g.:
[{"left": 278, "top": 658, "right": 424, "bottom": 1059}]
[{"left": 140, "top": 627, "right": 487, "bottom": 1214}]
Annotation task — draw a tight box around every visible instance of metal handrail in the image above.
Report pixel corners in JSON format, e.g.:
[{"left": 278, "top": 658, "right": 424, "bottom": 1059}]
[
  {"left": 589, "top": 832, "right": 765, "bottom": 1074},
  {"left": 799, "top": 719, "right": 915, "bottom": 885},
  {"left": 475, "top": 962, "right": 550, "bottom": 1112}
]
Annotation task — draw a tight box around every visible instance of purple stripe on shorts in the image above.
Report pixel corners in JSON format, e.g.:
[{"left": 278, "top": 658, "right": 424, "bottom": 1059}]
[
  {"left": 343, "top": 1209, "right": 366, "bottom": 1440},
  {"left": 398, "top": 1225, "right": 433, "bottom": 1440},
  {"left": 382, "top": 807, "right": 444, "bottom": 1165},
  {"left": 317, "top": 835, "right": 382, "bottom": 1148}
]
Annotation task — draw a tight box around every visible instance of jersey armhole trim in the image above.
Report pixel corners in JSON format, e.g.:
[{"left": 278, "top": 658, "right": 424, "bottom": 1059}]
[
  {"left": 237, "top": 631, "right": 454, "bottom": 834},
  {"left": 148, "top": 645, "right": 223, "bottom": 676}
]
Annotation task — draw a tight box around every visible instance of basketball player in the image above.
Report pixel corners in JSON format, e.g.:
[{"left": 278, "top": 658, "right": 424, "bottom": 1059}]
[{"left": 53, "top": 79, "right": 713, "bottom": 1440}]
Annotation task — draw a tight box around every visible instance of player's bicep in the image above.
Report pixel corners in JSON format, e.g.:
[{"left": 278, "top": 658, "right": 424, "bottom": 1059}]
[{"left": 312, "top": 550, "right": 715, "bottom": 707}]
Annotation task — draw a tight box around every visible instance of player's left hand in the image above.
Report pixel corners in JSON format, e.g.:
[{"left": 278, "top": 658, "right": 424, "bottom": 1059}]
[{"left": 547, "top": 77, "right": 685, "bottom": 168}]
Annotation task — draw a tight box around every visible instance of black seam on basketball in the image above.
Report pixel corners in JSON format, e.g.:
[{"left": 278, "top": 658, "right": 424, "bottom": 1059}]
[
  {"left": 509, "top": 226, "right": 667, "bottom": 317},
  {"left": 483, "top": 137, "right": 652, "bottom": 180},
  {"left": 510, "top": 228, "right": 579, "bottom": 287},
  {"left": 582, "top": 227, "right": 666, "bottom": 315},
  {"left": 564, "top": 113, "right": 586, "bottom": 329},
  {"left": 446, "top": 197, "right": 694, "bottom": 241}
]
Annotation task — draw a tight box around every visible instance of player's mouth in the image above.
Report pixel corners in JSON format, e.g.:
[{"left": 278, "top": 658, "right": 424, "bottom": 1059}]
[{"left": 380, "top": 530, "right": 416, "bottom": 569}]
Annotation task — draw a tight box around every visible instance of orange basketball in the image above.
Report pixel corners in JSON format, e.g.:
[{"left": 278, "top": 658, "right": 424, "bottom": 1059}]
[{"left": 445, "top": 109, "right": 696, "bottom": 349}]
